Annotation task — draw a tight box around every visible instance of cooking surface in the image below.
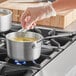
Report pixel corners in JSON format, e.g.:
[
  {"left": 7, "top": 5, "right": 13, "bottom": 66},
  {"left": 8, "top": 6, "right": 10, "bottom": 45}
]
[{"left": 0, "top": 23, "right": 76, "bottom": 76}]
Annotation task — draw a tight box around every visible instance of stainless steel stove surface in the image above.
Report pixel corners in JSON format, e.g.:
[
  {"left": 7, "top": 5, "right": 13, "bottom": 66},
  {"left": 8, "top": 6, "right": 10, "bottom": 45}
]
[{"left": 0, "top": 25, "right": 76, "bottom": 76}]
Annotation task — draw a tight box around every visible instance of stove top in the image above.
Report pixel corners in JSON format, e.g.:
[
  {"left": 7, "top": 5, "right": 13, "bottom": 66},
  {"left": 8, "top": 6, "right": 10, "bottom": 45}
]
[{"left": 0, "top": 25, "right": 76, "bottom": 76}]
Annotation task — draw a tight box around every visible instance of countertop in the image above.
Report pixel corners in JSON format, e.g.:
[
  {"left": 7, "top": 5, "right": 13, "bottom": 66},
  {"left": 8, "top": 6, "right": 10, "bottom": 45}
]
[
  {"left": 37, "top": 20, "right": 76, "bottom": 32},
  {"left": 63, "top": 20, "right": 76, "bottom": 32}
]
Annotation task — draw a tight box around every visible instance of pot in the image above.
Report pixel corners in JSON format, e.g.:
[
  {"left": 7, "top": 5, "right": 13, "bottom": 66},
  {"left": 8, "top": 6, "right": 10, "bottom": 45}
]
[
  {"left": 6, "top": 31, "right": 43, "bottom": 61},
  {"left": 6, "top": 31, "right": 76, "bottom": 61},
  {"left": 0, "top": 9, "right": 12, "bottom": 32}
]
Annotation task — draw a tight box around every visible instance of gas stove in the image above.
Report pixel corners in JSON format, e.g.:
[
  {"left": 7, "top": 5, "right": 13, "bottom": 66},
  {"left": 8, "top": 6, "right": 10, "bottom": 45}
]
[{"left": 0, "top": 24, "right": 76, "bottom": 76}]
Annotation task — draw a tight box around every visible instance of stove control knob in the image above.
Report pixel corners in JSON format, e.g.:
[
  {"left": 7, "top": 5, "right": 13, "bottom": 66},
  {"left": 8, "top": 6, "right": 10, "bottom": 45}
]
[{"left": 48, "top": 30, "right": 56, "bottom": 36}]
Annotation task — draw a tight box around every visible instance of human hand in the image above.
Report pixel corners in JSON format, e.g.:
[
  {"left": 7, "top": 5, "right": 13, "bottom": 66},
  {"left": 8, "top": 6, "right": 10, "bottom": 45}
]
[
  {"left": 21, "top": 13, "right": 36, "bottom": 29},
  {"left": 21, "top": 1, "right": 56, "bottom": 30}
]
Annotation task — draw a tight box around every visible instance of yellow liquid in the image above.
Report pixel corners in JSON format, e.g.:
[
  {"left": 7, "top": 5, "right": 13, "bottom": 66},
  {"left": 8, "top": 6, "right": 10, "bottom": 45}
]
[{"left": 13, "top": 37, "right": 37, "bottom": 42}]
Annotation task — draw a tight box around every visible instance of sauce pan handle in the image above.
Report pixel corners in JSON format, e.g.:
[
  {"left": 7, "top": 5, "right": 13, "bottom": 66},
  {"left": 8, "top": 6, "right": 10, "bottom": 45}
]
[{"left": 37, "top": 32, "right": 76, "bottom": 43}]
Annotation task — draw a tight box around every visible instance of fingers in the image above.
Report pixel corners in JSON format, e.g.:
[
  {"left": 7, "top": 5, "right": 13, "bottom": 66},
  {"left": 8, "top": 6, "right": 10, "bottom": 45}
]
[
  {"left": 25, "top": 16, "right": 31, "bottom": 22},
  {"left": 21, "top": 12, "right": 26, "bottom": 28},
  {"left": 21, "top": 8, "right": 36, "bottom": 30},
  {"left": 20, "top": 9, "right": 31, "bottom": 29},
  {"left": 30, "top": 22, "right": 36, "bottom": 29},
  {"left": 26, "top": 21, "right": 36, "bottom": 29}
]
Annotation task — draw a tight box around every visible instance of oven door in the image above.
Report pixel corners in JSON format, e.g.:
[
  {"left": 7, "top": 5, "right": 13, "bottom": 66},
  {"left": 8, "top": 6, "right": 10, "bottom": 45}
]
[{"left": 35, "top": 41, "right": 76, "bottom": 76}]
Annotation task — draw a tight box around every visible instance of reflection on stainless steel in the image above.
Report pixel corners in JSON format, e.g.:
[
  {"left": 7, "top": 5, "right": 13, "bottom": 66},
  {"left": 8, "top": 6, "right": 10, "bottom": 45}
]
[{"left": 0, "top": 9, "right": 12, "bottom": 32}]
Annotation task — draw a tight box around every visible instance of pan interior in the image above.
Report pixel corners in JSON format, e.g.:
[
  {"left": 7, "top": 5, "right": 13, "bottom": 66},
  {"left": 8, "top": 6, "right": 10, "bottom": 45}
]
[{"left": 6, "top": 32, "right": 43, "bottom": 42}]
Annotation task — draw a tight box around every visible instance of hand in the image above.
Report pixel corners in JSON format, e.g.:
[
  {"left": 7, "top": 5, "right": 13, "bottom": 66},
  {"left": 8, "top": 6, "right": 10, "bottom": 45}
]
[
  {"left": 21, "top": 1, "right": 56, "bottom": 29},
  {"left": 21, "top": 9, "right": 37, "bottom": 29}
]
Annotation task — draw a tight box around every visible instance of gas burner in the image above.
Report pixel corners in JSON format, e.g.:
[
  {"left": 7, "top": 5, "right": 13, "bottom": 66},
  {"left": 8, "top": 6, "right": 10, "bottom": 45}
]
[
  {"left": 3, "top": 53, "right": 52, "bottom": 70},
  {"left": 14, "top": 60, "right": 27, "bottom": 65},
  {"left": 13, "top": 60, "right": 40, "bottom": 68},
  {"left": 4, "top": 57, "right": 40, "bottom": 69}
]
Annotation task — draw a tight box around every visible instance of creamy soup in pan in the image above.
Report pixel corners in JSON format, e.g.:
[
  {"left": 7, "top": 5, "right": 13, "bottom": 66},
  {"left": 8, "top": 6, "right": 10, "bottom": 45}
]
[{"left": 12, "top": 37, "right": 38, "bottom": 42}]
